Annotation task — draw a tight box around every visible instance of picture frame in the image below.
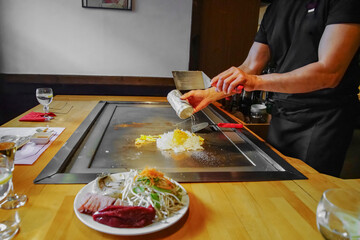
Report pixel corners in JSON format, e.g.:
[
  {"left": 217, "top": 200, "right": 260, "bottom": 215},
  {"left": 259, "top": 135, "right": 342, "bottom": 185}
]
[{"left": 82, "top": 0, "right": 132, "bottom": 11}]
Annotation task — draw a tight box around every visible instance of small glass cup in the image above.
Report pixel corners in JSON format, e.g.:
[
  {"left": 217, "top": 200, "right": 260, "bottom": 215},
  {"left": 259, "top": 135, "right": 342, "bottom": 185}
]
[
  {"left": 0, "top": 210, "right": 20, "bottom": 240},
  {"left": 0, "top": 155, "right": 20, "bottom": 239},
  {"left": 0, "top": 155, "right": 12, "bottom": 202},
  {"left": 316, "top": 188, "right": 360, "bottom": 240},
  {"left": 0, "top": 142, "right": 16, "bottom": 172},
  {"left": 0, "top": 143, "right": 27, "bottom": 209}
]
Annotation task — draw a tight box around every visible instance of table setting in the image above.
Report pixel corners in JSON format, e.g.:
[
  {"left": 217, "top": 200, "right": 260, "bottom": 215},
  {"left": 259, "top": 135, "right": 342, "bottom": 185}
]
[
  {"left": 1, "top": 88, "right": 65, "bottom": 164},
  {"left": 0, "top": 127, "right": 65, "bottom": 165},
  {"left": 1, "top": 93, "right": 360, "bottom": 239}
]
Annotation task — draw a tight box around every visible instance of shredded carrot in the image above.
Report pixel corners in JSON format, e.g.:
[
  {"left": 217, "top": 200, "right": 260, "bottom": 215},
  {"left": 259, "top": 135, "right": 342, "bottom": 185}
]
[
  {"left": 157, "top": 179, "right": 174, "bottom": 190},
  {"left": 137, "top": 167, "right": 174, "bottom": 189},
  {"left": 139, "top": 167, "right": 164, "bottom": 178}
]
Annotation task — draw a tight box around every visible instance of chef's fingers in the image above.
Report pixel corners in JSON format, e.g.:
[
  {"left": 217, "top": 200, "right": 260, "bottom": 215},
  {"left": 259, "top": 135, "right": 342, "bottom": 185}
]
[
  {"left": 224, "top": 68, "right": 248, "bottom": 94},
  {"left": 227, "top": 76, "right": 243, "bottom": 94},
  {"left": 193, "top": 100, "right": 210, "bottom": 113},
  {"left": 210, "top": 70, "right": 232, "bottom": 87},
  {"left": 211, "top": 75, "right": 220, "bottom": 86},
  {"left": 221, "top": 72, "right": 238, "bottom": 93},
  {"left": 180, "top": 91, "right": 193, "bottom": 100},
  {"left": 212, "top": 75, "right": 223, "bottom": 88},
  {"left": 216, "top": 77, "right": 224, "bottom": 93},
  {"left": 211, "top": 72, "right": 224, "bottom": 86},
  {"left": 211, "top": 68, "right": 235, "bottom": 87},
  {"left": 212, "top": 67, "right": 244, "bottom": 92}
]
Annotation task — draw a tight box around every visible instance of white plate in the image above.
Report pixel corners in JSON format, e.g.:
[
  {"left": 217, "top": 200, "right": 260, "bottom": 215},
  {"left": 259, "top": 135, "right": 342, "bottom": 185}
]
[{"left": 73, "top": 173, "right": 189, "bottom": 236}]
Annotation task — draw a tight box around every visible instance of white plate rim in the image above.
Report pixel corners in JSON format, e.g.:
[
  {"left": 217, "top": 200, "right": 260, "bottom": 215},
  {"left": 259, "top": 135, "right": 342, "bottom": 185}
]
[{"left": 73, "top": 173, "right": 189, "bottom": 236}]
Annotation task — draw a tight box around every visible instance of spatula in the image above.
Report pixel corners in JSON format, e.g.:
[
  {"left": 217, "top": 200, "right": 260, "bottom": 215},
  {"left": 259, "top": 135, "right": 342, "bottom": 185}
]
[{"left": 191, "top": 122, "right": 243, "bottom": 133}]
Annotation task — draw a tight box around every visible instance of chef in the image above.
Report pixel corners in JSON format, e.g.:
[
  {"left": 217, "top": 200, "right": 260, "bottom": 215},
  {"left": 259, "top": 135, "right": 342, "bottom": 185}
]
[{"left": 181, "top": 0, "right": 360, "bottom": 177}]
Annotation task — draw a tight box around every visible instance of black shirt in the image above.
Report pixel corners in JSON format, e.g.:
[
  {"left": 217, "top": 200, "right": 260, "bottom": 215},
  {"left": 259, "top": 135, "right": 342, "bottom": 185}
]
[{"left": 255, "top": 0, "right": 360, "bottom": 108}]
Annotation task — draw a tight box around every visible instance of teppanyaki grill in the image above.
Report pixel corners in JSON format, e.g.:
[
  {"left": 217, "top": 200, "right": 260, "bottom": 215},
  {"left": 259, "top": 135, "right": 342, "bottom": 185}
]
[{"left": 34, "top": 101, "right": 306, "bottom": 184}]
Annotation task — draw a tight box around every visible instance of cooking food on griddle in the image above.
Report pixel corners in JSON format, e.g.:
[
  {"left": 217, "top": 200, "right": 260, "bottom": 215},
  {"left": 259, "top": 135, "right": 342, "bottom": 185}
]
[
  {"left": 77, "top": 168, "right": 186, "bottom": 228},
  {"left": 135, "top": 129, "right": 204, "bottom": 153},
  {"left": 135, "top": 134, "right": 160, "bottom": 146},
  {"left": 157, "top": 129, "right": 204, "bottom": 153}
]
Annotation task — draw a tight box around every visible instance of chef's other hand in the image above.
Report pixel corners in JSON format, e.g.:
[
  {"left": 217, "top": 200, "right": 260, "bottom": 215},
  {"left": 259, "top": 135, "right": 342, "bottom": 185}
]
[
  {"left": 181, "top": 89, "right": 217, "bottom": 113},
  {"left": 211, "top": 66, "right": 258, "bottom": 94}
]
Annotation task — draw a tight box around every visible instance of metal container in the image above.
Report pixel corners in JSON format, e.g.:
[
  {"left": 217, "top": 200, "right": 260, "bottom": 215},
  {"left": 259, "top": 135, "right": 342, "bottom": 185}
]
[
  {"left": 167, "top": 89, "right": 194, "bottom": 119},
  {"left": 172, "top": 71, "right": 211, "bottom": 91},
  {"left": 250, "top": 104, "right": 268, "bottom": 123}
]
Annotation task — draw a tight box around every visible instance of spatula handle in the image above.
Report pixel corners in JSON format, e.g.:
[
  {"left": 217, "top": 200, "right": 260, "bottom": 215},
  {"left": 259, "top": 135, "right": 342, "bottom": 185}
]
[
  {"left": 232, "top": 85, "right": 244, "bottom": 94},
  {"left": 217, "top": 123, "right": 243, "bottom": 128}
]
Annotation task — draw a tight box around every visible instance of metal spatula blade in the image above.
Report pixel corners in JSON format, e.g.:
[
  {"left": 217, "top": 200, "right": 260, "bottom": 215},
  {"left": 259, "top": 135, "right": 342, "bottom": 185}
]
[{"left": 191, "top": 122, "right": 209, "bottom": 133}]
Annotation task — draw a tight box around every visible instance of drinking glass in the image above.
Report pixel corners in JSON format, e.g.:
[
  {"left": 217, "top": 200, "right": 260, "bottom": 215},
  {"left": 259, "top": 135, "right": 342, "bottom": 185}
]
[
  {"left": 36, "top": 88, "right": 53, "bottom": 120},
  {"left": 316, "top": 188, "right": 360, "bottom": 240},
  {"left": 0, "top": 155, "right": 20, "bottom": 239},
  {"left": 0, "top": 142, "right": 15, "bottom": 172},
  {"left": 0, "top": 142, "right": 27, "bottom": 209},
  {"left": 0, "top": 155, "right": 11, "bottom": 202}
]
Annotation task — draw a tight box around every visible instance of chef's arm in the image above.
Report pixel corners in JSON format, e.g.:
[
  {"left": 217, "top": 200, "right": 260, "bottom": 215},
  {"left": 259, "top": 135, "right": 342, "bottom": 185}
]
[
  {"left": 181, "top": 87, "right": 229, "bottom": 113},
  {"left": 255, "top": 23, "right": 360, "bottom": 93},
  {"left": 181, "top": 42, "right": 271, "bottom": 112},
  {"left": 210, "top": 42, "right": 271, "bottom": 92},
  {"left": 238, "top": 41, "right": 271, "bottom": 75}
]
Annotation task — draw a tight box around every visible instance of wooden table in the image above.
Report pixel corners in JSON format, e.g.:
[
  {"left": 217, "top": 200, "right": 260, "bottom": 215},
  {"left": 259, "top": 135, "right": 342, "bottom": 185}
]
[{"left": 1, "top": 95, "right": 359, "bottom": 240}]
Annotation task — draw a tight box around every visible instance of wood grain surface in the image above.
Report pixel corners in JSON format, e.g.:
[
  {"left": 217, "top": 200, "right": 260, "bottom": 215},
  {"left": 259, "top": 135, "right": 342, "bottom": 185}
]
[{"left": 1, "top": 95, "right": 359, "bottom": 240}]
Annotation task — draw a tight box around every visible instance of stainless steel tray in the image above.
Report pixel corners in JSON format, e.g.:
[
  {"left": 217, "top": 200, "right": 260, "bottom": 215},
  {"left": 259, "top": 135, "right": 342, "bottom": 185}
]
[{"left": 34, "top": 101, "right": 306, "bottom": 183}]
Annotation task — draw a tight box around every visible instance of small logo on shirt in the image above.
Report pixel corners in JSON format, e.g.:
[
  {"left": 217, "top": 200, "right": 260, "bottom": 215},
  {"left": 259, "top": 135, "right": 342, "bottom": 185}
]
[{"left": 306, "top": 1, "right": 318, "bottom": 13}]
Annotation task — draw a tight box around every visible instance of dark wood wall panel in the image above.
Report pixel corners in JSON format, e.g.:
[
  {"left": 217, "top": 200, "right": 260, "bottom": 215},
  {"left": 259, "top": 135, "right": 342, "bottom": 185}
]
[
  {"left": 190, "top": 0, "right": 260, "bottom": 78},
  {"left": 1, "top": 74, "right": 174, "bottom": 87}
]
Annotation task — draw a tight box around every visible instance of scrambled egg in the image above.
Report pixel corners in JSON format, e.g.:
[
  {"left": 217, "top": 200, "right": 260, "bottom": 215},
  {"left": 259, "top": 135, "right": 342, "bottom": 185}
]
[
  {"left": 172, "top": 129, "right": 189, "bottom": 145},
  {"left": 135, "top": 129, "right": 204, "bottom": 152},
  {"left": 135, "top": 135, "right": 160, "bottom": 146},
  {"left": 157, "top": 129, "right": 204, "bottom": 152}
]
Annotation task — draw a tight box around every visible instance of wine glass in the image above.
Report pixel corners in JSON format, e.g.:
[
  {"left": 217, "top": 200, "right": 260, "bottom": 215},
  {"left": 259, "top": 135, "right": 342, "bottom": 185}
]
[
  {"left": 316, "top": 188, "right": 360, "bottom": 240},
  {"left": 36, "top": 88, "right": 53, "bottom": 120},
  {"left": 0, "top": 154, "right": 20, "bottom": 239},
  {"left": 0, "top": 142, "right": 27, "bottom": 209}
]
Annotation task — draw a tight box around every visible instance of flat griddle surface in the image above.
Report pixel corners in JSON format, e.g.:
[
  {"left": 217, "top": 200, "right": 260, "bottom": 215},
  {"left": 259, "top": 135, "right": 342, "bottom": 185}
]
[
  {"left": 90, "top": 105, "right": 253, "bottom": 170},
  {"left": 35, "top": 101, "right": 307, "bottom": 183}
]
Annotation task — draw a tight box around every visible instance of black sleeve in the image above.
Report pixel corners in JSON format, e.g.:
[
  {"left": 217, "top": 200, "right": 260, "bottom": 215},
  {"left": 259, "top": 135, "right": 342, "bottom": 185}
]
[
  {"left": 327, "top": 0, "right": 360, "bottom": 25},
  {"left": 254, "top": 3, "right": 274, "bottom": 44},
  {"left": 255, "top": 23, "right": 268, "bottom": 44}
]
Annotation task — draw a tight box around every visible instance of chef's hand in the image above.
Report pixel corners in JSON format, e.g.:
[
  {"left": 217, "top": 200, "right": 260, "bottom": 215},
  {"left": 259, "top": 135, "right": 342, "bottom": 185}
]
[
  {"left": 181, "top": 88, "right": 226, "bottom": 113},
  {"left": 211, "top": 66, "right": 259, "bottom": 94}
]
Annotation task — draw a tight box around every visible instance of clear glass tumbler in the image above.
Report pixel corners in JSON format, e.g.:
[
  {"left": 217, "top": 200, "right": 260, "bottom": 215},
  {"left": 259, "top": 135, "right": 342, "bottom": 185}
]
[
  {"left": 316, "top": 188, "right": 360, "bottom": 240},
  {"left": 0, "top": 143, "right": 27, "bottom": 209},
  {"left": 0, "top": 155, "right": 20, "bottom": 239},
  {"left": 0, "top": 210, "right": 20, "bottom": 240}
]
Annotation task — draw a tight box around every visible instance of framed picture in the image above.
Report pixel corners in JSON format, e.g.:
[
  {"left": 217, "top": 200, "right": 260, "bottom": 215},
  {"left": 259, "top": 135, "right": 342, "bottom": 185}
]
[{"left": 82, "top": 0, "right": 132, "bottom": 11}]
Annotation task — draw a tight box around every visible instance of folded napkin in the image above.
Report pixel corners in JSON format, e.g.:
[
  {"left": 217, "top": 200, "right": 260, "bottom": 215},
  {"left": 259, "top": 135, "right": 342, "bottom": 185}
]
[{"left": 19, "top": 112, "right": 56, "bottom": 122}]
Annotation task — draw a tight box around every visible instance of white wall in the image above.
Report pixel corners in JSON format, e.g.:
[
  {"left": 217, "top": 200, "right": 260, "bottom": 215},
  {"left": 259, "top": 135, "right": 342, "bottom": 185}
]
[{"left": 0, "top": 0, "right": 192, "bottom": 77}]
